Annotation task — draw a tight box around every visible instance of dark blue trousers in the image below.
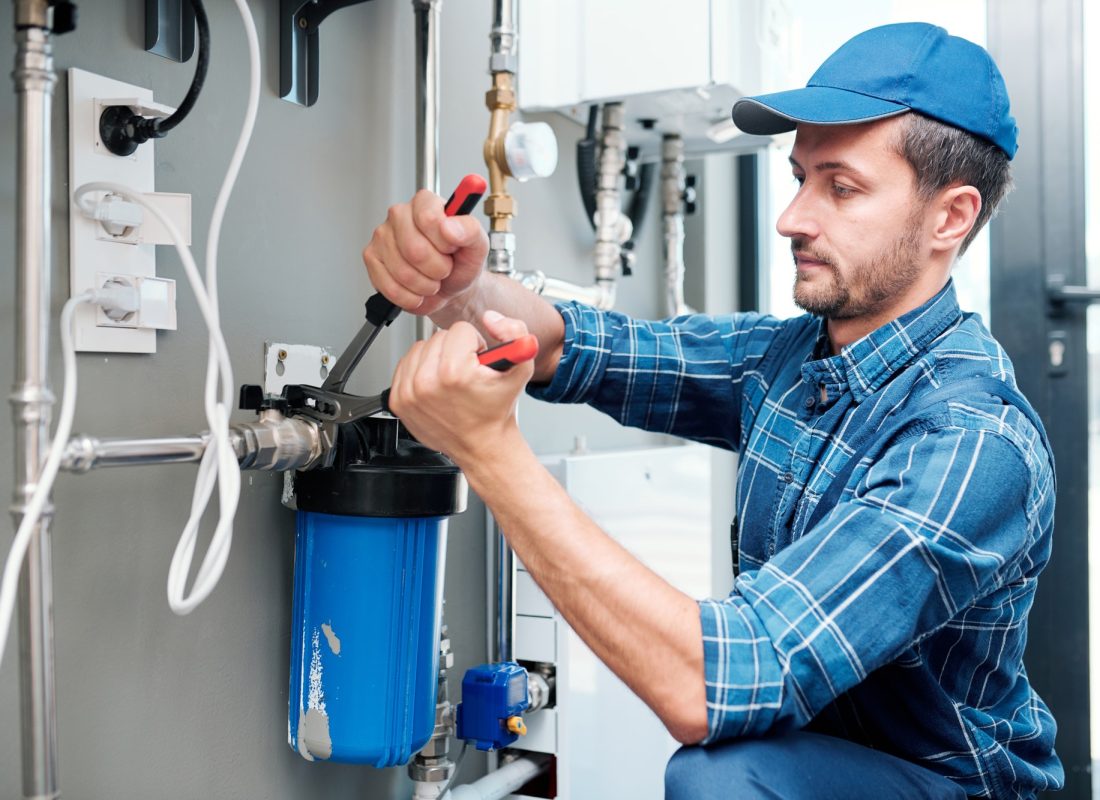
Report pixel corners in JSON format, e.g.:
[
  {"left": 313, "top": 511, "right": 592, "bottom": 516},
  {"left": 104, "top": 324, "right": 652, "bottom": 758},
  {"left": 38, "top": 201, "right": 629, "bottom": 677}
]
[{"left": 665, "top": 731, "right": 968, "bottom": 800}]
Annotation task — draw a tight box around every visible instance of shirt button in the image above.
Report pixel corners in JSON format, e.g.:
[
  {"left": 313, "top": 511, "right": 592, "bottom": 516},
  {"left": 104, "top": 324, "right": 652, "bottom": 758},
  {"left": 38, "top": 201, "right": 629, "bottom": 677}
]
[
  {"left": 783, "top": 472, "right": 794, "bottom": 483},
  {"left": 803, "top": 396, "right": 816, "bottom": 409}
]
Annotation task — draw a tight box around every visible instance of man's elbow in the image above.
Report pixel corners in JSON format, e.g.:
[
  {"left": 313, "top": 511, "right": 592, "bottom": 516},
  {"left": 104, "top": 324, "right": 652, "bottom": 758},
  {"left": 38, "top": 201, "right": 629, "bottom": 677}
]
[{"left": 665, "top": 705, "right": 709, "bottom": 745}]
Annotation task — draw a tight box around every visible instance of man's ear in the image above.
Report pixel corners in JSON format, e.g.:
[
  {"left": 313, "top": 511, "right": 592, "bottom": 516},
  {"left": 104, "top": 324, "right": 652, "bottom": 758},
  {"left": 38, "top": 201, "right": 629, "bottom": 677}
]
[{"left": 929, "top": 184, "right": 982, "bottom": 254}]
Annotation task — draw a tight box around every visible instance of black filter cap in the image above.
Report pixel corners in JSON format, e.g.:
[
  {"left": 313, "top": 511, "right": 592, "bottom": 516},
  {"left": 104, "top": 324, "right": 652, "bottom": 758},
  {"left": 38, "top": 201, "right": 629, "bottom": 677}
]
[{"left": 294, "top": 417, "right": 467, "bottom": 518}]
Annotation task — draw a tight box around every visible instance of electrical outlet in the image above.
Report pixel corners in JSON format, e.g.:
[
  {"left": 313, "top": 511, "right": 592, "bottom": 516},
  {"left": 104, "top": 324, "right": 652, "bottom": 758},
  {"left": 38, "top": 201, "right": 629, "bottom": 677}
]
[{"left": 68, "top": 68, "right": 184, "bottom": 353}]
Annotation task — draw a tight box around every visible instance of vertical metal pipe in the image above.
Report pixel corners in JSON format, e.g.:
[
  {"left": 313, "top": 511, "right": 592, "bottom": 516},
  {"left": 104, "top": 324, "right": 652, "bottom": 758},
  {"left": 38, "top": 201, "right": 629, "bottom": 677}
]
[
  {"left": 593, "top": 103, "right": 627, "bottom": 285},
  {"left": 487, "top": 0, "right": 518, "bottom": 665},
  {"left": 492, "top": 527, "right": 514, "bottom": 663},
  {"left": 490, "top": 0, "right": 516, "bottom": 67},
  {"left": 413, "top": 0, "right": 442, "bottom": 342},
  {"left": 413, "top": 0, "right": 440, "bottom": 197},
  {"left": 661, "top": 134, "right": 689, "bottom": 317},
  {"left": 11, "top": 2, "right": 59, "bottom": 797}
]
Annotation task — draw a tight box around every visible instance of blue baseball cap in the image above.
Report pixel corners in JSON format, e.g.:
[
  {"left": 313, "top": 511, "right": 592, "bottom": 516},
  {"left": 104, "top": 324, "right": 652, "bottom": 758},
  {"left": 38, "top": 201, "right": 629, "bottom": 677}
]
[{"left": 732, "top": 22, "right": 1018, "bottom": 159}]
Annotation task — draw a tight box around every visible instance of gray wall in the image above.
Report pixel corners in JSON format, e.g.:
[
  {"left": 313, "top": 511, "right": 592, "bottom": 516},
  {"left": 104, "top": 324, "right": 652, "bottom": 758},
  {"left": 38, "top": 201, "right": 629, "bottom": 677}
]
[{"left": 0, "top": 2, "right": 739, "bottom": 798}]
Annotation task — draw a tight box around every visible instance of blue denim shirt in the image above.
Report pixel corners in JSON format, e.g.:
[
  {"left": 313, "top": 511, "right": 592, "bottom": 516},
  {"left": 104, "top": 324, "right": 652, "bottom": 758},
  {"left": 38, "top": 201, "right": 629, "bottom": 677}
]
[{"left": 530, "top": 282, "right": 1062, "bottom": 799}]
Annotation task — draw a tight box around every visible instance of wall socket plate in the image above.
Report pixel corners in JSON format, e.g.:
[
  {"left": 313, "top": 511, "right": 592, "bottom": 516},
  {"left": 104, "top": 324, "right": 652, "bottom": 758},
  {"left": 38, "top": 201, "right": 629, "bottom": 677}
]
[{"left": 68, "top": 68, "right": 178, "bottom": 353}]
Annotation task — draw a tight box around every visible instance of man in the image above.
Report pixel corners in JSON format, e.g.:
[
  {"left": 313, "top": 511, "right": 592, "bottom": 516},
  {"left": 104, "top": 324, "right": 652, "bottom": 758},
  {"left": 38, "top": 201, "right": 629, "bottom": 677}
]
[{"left": 363, "top": 22, "right": 1062, "bottom": 800}]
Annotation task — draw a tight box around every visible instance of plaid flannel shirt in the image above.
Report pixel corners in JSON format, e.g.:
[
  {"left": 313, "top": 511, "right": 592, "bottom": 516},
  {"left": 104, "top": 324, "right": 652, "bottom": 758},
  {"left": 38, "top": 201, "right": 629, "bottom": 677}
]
[{"left": 529, "top": 281, "right": 1062, "bottom": 799}]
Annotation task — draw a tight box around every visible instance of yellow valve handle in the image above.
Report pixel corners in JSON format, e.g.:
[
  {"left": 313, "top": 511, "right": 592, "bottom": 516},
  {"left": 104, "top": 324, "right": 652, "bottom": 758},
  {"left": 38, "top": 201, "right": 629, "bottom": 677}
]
[{"left": 506, "top": 716, "right": 527, "bottom": 736}]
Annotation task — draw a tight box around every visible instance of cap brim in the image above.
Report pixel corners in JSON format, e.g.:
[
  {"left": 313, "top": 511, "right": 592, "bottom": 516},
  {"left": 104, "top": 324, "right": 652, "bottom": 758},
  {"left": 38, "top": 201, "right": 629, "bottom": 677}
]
[{"left": 732, "top": 86, "right": 910, "bottom": 135}]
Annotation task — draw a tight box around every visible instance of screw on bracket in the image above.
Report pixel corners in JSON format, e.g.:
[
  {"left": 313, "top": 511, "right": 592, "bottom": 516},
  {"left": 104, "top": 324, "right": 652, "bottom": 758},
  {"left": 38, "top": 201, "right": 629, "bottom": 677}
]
[{"left": 280, "top": 0, "right": 375, "bottom": 107}]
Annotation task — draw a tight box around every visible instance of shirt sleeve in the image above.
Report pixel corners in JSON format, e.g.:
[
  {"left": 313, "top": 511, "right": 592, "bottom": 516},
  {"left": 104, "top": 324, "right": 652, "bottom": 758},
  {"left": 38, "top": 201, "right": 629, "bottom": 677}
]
[
  {"left": 527, "top": 301, "right": 785, "bottom": 449},
  {"left": 697, "top": 421, "right": 1051, "bottom": 743}
]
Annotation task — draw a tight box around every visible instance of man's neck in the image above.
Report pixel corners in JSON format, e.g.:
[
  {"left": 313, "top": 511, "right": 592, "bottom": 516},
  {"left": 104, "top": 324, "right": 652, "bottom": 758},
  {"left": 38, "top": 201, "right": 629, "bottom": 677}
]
[{"left": 826, "top": 276, "right": 950, "bottom": 355}]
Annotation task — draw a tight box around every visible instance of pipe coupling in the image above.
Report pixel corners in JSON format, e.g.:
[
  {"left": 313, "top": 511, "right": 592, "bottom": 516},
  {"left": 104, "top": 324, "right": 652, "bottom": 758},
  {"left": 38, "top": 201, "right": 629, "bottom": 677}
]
[
  {"left": 233, "top": 411, "right": 324, "bottom": 471},
  {"left": 13, "top": 27, "right": 55, "bottom": 94},
  {"left": 489, "top": 52, "right": 518, "bottom": 74},
  {"left": 14, "top": 0, "right": 50, "bottom": 29},
  {"left": 488, "top": 231, "right": 517, "bottom": 275},
  {"left": 527, "top": 672, "right": 553, "bottom": 713}
]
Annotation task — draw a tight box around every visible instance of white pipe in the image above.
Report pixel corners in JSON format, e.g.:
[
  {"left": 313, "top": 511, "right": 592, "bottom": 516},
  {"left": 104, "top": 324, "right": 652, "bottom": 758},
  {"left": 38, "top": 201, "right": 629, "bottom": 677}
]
[
  {"left": 444, "top": 756, "right": 546, "bottom": 800},
  {"left": 663, "top": 214, "right": 689, "bottom": 316},
  {"left": 593, "top": 103, "right": 630, "bottom": 284},
  {"left": 518, "top": 271, "right": 615, "bottom": 310},
  {"left": 661, "top": 134, "right": 692, "bottom": 317}
]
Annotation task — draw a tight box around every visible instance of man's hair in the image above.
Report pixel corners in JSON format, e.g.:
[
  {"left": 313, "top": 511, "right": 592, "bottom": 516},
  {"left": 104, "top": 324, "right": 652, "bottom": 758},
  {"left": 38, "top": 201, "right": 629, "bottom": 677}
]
[{"left": 894, "top": 112, "right": 1013, "bottom": 255}]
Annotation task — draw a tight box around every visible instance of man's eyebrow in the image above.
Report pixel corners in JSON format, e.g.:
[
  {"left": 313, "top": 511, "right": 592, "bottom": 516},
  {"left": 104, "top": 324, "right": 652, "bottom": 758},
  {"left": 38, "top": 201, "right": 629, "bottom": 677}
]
[{"left": 789, "top": 154, "right": 870, "bottom": 181}]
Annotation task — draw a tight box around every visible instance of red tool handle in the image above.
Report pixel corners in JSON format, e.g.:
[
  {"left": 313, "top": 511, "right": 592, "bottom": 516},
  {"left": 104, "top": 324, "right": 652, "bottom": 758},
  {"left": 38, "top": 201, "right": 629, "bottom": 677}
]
[
  {"left": 477, "top": 334, "right": 540, "bottom": 371},
  {"left": 378, "top": 335, "right": 538, "bottom": 415},
  {"left": 444, "top": 174, "right": 488, "bottom": 217}
]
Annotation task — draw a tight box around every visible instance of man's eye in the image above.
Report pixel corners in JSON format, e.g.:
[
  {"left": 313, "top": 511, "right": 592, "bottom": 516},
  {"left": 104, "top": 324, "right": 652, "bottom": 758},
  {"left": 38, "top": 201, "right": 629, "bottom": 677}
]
[
  {"left": 792, "top": 174, "right": 805, "bottom": 186},
  {"left": 833, "top": 183, "right": 855, "bottom": 197}
]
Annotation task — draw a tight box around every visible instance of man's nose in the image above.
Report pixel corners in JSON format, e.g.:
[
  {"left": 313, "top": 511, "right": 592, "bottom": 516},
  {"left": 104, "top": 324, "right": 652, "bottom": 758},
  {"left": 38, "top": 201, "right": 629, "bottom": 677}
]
[{"left": 776, "top": 189, "right": 820, "bottom": 241}]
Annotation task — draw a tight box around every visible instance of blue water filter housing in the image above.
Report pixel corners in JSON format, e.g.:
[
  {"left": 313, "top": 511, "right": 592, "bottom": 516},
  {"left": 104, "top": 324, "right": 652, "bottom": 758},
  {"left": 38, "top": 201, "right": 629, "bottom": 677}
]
[{"left": 287, "top": 418, "right": 467, "bottom": 766}]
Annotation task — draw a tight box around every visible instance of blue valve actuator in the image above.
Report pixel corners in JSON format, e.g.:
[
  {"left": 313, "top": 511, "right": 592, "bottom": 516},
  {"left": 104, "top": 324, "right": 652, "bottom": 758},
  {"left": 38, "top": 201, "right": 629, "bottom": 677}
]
[{"left": 455, "top": 662, "right": 530, "bottom": 751}]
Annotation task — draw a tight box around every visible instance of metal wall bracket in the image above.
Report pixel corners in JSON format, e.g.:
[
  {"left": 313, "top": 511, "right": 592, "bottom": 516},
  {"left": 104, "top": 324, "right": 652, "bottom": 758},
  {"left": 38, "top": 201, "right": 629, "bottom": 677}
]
[
  {"left": 145, "top": 0, "right": 195, "bottom": 62},
  {"left": 280, "top": 0, "right": 374, "bottom": 107}
]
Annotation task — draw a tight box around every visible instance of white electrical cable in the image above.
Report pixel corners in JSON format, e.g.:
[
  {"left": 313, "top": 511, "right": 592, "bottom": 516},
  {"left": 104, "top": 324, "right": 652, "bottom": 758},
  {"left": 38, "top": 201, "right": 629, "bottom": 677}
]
[
  {"left": 73, "top": 181, "right": 240, "bottom": 616},
  {"left": 69, "top": 0, "right": 261, "bottom": 616},
  {"left": 168, "top": 0, "right": 262, "bottom": 615}
]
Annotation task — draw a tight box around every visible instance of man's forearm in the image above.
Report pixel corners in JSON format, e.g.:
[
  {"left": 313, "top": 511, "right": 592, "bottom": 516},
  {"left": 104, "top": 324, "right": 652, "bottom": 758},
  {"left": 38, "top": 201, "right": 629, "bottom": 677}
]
[
  {"left": 458, "top": 429, "right": 709, "bottom": 744},
  {"left": 429, "top": 272, "right": 565, "bottom": 383}
]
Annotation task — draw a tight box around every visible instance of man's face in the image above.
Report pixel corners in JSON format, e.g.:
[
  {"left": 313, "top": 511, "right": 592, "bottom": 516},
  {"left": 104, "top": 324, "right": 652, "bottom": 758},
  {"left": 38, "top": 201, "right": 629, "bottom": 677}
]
[{"left": 778, "top": 118, "right": 929, "bottom": 320}]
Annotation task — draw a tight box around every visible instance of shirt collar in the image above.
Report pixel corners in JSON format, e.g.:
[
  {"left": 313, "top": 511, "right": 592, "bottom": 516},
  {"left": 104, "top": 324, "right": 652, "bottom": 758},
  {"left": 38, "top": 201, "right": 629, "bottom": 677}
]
[{"left": 800, "top": 280, "right": 963, "bottom": 402}]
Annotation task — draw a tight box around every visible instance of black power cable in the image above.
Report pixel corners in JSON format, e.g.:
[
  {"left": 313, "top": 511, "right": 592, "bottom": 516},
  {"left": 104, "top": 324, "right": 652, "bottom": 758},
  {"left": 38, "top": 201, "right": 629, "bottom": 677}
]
[
  {"left": 99, "top": 0, "right": 210, "bottom": 157},
  {"left": 576, "top": 104, "right": 600, "bottom": 228}
]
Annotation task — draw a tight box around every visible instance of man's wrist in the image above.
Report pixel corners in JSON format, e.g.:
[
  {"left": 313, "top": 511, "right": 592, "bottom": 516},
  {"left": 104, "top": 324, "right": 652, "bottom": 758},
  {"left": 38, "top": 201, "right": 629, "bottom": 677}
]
[
  {"left": 450, "top": 422, "right": 532, "bottom": 483},
  {"left": 430, "top": 274, "right": 485, "bottom": 329}
]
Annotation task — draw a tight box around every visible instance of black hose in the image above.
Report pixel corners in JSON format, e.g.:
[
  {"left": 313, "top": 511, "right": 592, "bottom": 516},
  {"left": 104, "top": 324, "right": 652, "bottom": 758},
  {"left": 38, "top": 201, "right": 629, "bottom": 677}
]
[
  {"left": 625, "top": 161, "right": 656, "bottom": 244},
  {"left": 136, "top": 0, "right": 210, "bottom": 140},
  {"left": 576, "top": 104, "right": 600, "bottom": 230}
]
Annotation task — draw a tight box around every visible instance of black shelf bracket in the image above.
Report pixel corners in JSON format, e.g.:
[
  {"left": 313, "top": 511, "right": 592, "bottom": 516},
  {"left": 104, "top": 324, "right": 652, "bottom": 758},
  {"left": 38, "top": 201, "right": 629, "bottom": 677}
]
[
  {"left": 145, "top": 0, "right": 195, "bottom": 63},
  {"left": 280, "top": 0, "right": 374, "bottom": 107}
]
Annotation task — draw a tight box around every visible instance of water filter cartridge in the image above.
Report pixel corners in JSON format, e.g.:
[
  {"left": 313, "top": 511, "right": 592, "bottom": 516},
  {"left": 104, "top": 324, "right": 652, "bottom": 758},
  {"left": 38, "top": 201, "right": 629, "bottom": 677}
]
[{"left": 287, "top": 417, "right": 467, "bottom": 766}]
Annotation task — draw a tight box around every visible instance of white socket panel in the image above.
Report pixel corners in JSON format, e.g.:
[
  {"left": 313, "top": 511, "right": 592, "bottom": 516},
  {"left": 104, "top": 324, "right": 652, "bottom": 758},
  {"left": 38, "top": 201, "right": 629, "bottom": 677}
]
[{"left": 68, "top": 68, "right": 181, "bottom": 353}]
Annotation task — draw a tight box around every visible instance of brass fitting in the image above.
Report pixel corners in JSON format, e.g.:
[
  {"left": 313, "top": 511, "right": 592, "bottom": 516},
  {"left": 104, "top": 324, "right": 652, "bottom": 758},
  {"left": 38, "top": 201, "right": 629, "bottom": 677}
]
[{"left": 484, "top": 71, "right": 518, "bottom": 234}]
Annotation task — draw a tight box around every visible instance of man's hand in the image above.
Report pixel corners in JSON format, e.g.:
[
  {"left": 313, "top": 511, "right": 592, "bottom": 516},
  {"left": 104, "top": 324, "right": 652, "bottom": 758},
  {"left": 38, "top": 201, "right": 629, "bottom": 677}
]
[
  {"left": 362, "top": 189, "right": 489, "bottom": 315},
  {"left": 388, "top": 311, "right": 534, "bottom": 463}
]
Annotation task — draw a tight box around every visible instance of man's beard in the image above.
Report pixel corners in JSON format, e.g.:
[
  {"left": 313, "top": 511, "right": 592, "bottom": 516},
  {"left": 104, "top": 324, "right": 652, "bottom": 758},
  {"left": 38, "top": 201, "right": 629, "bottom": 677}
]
[{"left": 791, "top": 214, "right": 924, "bottom": 320}]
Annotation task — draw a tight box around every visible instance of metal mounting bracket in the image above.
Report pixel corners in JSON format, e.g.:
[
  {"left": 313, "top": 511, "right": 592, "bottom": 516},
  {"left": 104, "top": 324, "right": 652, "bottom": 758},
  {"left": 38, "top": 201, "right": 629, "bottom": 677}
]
[
  {"left": 145, "top": 0, "right": 195, "bottom": 62},
  {"left": 280, "top": 0, "right": 374, "bottom": 107}
]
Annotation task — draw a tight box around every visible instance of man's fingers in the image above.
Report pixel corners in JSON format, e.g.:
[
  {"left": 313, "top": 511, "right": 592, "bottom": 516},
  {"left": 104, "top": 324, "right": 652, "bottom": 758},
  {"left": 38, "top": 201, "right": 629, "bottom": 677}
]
[
  {"left": 393, "top": 197, "right": 454, "bottom": 282},
  {"left": 411, "top": 189, "right": 463, "bottom": 255},
  {"left": 391, "top": 339, "right": 428, "bottom": 414},
  {"left": 363, "top": 251, "right": 424, "bottom": 311},
  {"left": 482, "top": 310, "right": 530, "bottom": 343}
]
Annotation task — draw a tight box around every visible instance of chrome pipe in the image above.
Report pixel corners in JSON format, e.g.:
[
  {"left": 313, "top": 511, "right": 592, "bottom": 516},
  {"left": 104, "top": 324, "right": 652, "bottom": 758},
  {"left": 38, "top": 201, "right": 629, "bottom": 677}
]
[
  {"left": 413, "top": 0, "right": 440, "bottom": 197},
  {"left": 517, "top": 270, "right": 615, "bottom": 310},
  {"left": 61, "top": 434, "right": 214, "bottom": 472},
  {"left": 661, "top": 134, "right": 690, "bottom": 317},
  {"left": 489, "top": 0, "right": 516, "bottom": 73},
  {"left": 62, "top": 414, "right": 326, "bottom": 474},
  {"left": 413, "top": 0, "right": 441, "bottom": 342},
  {"left": 492, "top": 523, "right": 515, "bottom": 663},
  {"left": 10, "top": 4, "right": 59, "bottom": 797}
]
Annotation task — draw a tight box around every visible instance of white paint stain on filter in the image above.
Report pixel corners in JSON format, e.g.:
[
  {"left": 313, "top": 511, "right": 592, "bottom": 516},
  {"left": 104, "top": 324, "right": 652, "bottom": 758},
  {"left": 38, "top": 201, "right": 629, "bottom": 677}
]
[
  {"left": 297, "top": 627, "right": 333, "bottom": 760},
  {"left": 321, "top": 622, "right": 342, "bottom": 655}
]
